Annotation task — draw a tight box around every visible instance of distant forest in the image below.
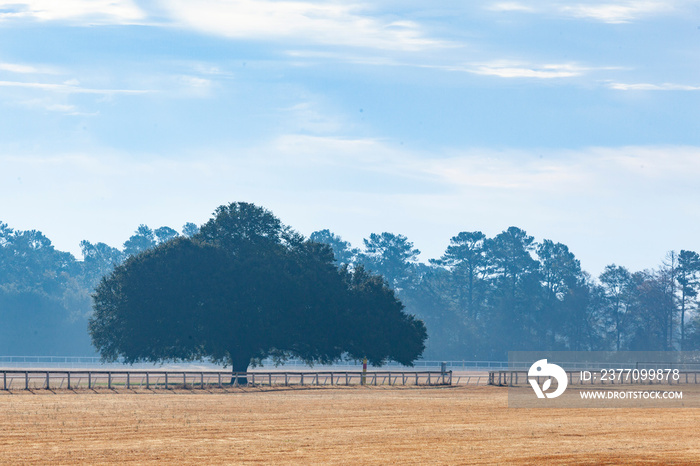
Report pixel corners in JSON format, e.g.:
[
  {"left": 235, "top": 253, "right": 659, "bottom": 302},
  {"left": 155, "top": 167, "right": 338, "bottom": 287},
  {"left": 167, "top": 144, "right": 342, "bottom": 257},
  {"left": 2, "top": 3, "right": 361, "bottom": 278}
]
[{"left": 1, "top": 218, "right": 700, "bottom": 359}]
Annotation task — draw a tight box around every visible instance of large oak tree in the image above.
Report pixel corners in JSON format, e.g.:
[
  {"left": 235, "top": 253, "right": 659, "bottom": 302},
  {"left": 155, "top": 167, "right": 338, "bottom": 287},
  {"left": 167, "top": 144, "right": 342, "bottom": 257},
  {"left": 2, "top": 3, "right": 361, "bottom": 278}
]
[{"left": 88, "top": 203, "right": 427, "bottom": 378}]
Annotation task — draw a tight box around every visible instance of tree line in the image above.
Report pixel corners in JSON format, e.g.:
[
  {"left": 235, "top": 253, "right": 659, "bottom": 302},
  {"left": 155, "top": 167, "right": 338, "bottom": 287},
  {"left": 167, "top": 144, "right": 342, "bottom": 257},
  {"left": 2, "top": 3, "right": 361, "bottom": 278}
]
[
  {"left": 311, "top": 228, "right": 700, "bottom": 359},
  {"left": 1, "top": 211, "right": 699, "bottom": 359},
  {"left": 0, "top": 221, "right": 199, "bottom": 355}
]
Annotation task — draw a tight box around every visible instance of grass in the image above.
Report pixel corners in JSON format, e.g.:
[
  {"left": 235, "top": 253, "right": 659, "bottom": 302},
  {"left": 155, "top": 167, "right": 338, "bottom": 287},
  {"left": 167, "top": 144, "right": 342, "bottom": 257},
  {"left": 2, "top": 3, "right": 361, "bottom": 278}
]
[{"left": 1, "top": 385, "right": 698, "bottom": 464}]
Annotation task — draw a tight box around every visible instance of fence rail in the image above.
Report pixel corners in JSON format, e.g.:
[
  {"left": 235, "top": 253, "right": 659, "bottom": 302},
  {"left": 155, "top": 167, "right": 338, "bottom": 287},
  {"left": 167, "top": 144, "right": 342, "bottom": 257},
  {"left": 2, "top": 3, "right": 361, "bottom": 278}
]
[
  {"left": 451, "top": 375, "right": 487, "bottom": 386},
  {"left": 488, "top": 370, "right": 700, "bottom": 386},
  {"left": 0, "top": 369, "right": 452, "bottom": 391}
]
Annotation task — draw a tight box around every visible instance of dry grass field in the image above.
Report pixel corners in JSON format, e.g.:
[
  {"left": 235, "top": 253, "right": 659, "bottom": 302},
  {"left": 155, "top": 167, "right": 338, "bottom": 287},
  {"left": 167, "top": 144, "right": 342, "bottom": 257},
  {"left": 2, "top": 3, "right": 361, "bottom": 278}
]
[{"left": 1, "top": 385, "right": 699, "bottom": 465}]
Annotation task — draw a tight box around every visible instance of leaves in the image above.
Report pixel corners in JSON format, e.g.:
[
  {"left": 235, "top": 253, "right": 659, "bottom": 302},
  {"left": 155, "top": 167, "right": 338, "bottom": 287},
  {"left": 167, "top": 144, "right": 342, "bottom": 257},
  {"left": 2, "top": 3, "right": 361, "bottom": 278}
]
[{"left": 88, "top": 204, "right": 428, "bottom": 371}]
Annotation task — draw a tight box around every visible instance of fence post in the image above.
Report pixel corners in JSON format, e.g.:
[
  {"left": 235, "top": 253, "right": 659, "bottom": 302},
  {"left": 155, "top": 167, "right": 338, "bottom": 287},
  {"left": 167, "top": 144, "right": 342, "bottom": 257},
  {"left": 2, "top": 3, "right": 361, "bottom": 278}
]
[
  {"left": 88, "top": 372, "right": 91, "bottom": 390},
  {"left": 301, "top": 373, "right": 304, "bottom": 386},
  {"left": 126, "top": 372, "right": 130, "bottom": 390},
  {"left": 146, "top": 373, "right": 149, "bottom": 389},
  {"left": 108, "top": 372, "right": 112, "bottom": 390},
  {"left": 201, "top": 372, "right": 204, "bottom": 389},
  {"left": 183, "top": 372, "right": 187, "bottom": 389},
  {"left": 218, "top": 373, "right": 221, "bottom": 388},
  {"left": 67, "top": 372, "right": 71, "bottom": 390},
  {"left": 26, "top": 371, "right": 29, "bottom": 390},
  {"left": 3, "top": 371, "right": 6, "bottom": 390},
  {"left": 285, "top": 373, "right": 288, "bottom": 386},
  {"left": 345, "top": 372, "right": 349, "bottom": 386},
  {"left": 165, "top": 373, "right": 169, "bottom": 390},
  {"left": 269, "top": 373, "right": 272, "bottom": 386}
]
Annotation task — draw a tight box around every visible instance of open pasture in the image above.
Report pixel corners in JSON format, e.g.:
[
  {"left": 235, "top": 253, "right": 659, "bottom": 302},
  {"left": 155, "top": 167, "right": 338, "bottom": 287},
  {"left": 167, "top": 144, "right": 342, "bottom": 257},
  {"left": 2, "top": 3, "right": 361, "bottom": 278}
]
[{"left": 1, "top": 385, "right": 698, "bottom": 465}]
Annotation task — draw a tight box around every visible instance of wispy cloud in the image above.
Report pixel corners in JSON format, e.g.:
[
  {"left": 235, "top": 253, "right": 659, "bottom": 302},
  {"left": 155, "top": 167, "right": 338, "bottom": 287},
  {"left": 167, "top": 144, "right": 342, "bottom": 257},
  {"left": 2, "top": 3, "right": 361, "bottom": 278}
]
[
  {"left": 170, "top": 75, "right": 214, "bottom": 98},
  {"left": 559, "top": 1, "right": 674, "bottom": 23},
  {"left": 607, "top": 82, "right": 700, "bottom": 91},
  {"left": 465, "top": 61, "right": 587, "bottom": 79},
  {"left": 17, "top": 98, "right": 99, "bottom": 115},
  {"left": 0, "top": 1, "right": 445, "bottom": 51},
  {"left": 285, "top": 53, "right": 609, "bottom": 81},
  {"left": 430, "top": 145, "right": 700, "bottom": 191},
  {"left": 0, "top": 62, "right": 48, "bottom": 74},
  {"left": 163, "top": 0, "right": 446, "bottom": 51},
  {"left": 244, "top": 135, "right": 700, "bottom": 194},
  {"left": 286, "top": 50, "right": 402, "bottom": 67},
  {"left": 277, "top": 102, "right": 345, "bottom": 135},
  {"left": 487, "top": 3, "right": 535, "bottom": 13},
  {"left": 485, "top": 0, "right": 682, "bottom": 24},
  {"left": 0, "top": 0, "right": 145, "bottom": 23},
  {"left": 0, "top": 79, "right": 154, "bottom": 95}
]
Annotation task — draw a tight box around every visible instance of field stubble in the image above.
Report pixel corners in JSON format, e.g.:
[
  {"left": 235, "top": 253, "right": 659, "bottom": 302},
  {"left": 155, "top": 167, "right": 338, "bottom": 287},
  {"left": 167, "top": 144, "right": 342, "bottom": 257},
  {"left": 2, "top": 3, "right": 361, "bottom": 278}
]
[{"left": 1, "top": 385, "right": 699, "bottom": 465}]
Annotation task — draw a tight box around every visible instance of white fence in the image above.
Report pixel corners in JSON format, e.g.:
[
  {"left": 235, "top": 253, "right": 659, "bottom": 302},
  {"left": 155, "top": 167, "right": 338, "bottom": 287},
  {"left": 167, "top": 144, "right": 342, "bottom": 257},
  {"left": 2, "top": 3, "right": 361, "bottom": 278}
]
[
  {"left": 451, "top": 375, "right": 488, "bottom": 385},
  {"left": 0, "top": 369, "right": 453, "bottom": 390}
]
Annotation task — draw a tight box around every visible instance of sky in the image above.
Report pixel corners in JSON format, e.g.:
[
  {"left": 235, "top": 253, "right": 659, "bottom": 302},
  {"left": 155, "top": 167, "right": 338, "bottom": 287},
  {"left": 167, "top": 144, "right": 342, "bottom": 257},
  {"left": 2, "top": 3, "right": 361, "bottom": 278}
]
[{"left": 1, "top": 0, "right": 699, "bottom": 276}]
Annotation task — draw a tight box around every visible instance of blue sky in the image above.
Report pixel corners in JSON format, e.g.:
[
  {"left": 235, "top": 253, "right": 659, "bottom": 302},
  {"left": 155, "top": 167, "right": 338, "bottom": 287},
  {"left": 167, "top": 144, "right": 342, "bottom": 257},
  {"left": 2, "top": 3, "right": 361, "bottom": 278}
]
[{"left": 1, "top": 0, "right": 699, "bottom": 276}]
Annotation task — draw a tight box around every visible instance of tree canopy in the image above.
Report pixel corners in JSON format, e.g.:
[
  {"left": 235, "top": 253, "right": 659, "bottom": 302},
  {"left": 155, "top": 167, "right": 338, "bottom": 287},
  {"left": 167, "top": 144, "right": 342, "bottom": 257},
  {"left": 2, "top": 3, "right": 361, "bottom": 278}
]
[
  {"left": 2, "top": 208, "right": 700, "bottom": 360},
  {"left": 88, "top": 202, "right": 427, "bottom": 373},
  {"left": 0, "top": 223, "right": 91, "bottom": 355}
]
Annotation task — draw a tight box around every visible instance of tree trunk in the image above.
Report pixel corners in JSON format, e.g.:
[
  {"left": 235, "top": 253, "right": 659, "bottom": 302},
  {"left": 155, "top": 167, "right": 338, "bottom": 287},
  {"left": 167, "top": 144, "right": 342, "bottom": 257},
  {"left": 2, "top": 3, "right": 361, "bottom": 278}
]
[
  {"left": 229, "top": 352, "right": 251, "bottom": 386},
  {"left": 680, "top": 287, "right": 686, "bottom": 350}
]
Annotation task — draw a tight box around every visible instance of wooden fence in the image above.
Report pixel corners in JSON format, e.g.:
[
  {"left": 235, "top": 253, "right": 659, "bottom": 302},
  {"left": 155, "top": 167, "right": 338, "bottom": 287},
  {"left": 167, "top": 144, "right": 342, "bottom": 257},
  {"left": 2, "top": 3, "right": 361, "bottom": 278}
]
[
  {"left": 451, "top": 375, "right": 487, "bottom": 385},
  {"left": 0, "top": 369, "right": 452, "bottom": 390},
  {"left": 488, "top": 370, "right": 700, "bottom": 386}
]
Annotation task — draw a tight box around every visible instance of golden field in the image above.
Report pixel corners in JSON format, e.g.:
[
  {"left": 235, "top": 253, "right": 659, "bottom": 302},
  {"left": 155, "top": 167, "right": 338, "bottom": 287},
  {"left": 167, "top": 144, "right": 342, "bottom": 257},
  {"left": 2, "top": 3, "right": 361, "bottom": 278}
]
[{"left": 1, "top": 385, "right": 698, "bottom": 465}]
